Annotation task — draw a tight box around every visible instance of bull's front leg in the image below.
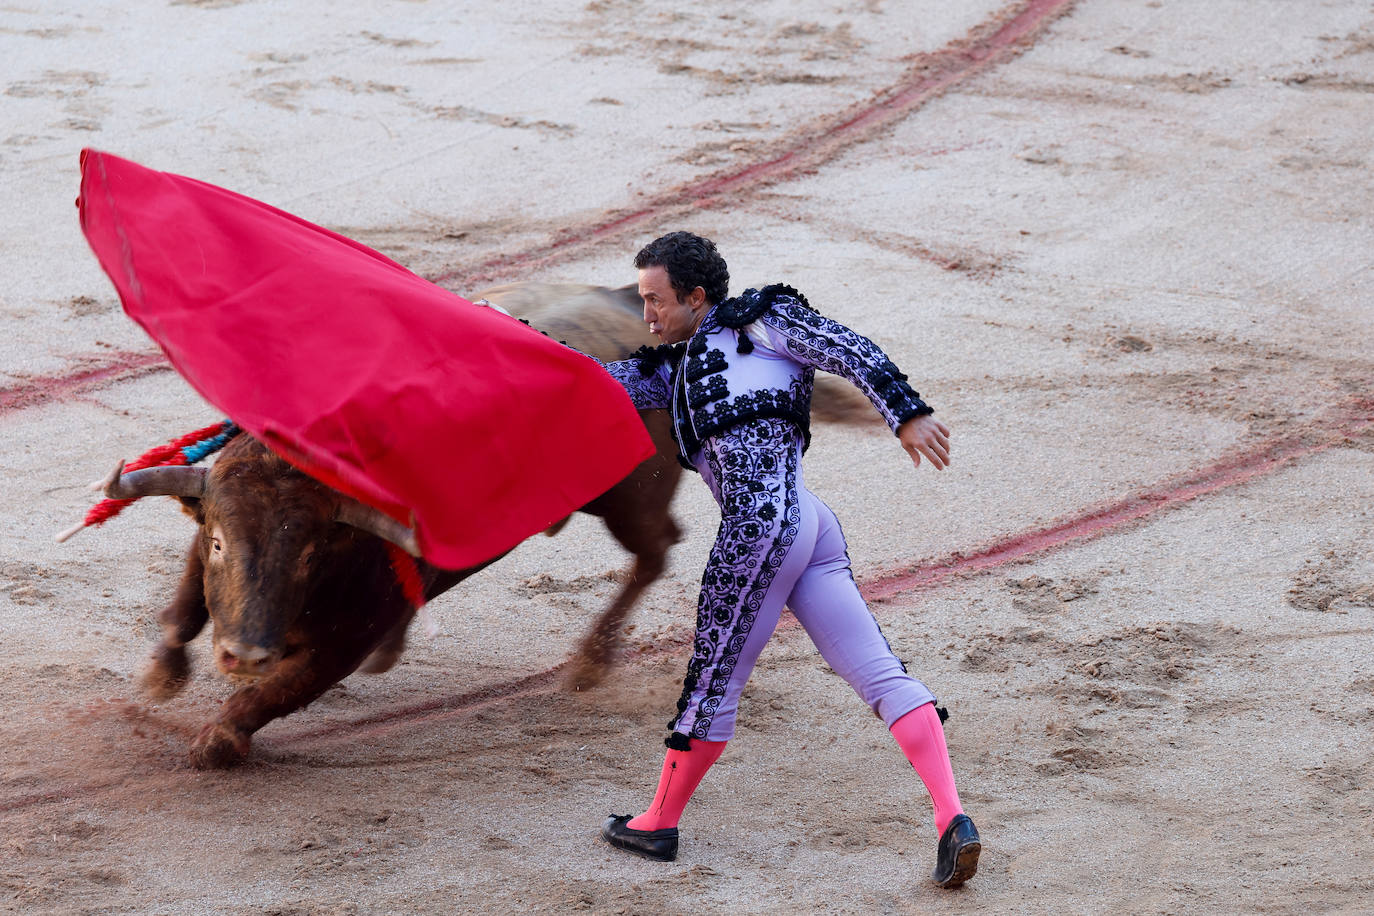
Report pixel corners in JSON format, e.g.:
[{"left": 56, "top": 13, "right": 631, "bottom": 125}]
[
  {"left": 567, "top": 551, "right": 662, "bottom": 691},
  {"left": 357, "top": 609, "right": 415, "bottom": 674},
  {"left": 142, "top": 537, "right": 208, "bottom": 701},
  {"left": 568, "top": 509, "right": 679, "bottom": 691},
  {"left": 359, "top": 560, "right": 488, "bottom": 674},
  {"left": 568, "top": 417, "right": 682, "bottom": 691},
  {"left": 188, "top": 642, "right": 368, "bottom": 769}
]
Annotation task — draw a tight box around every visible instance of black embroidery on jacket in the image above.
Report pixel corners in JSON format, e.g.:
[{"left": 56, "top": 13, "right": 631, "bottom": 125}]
[
  {"left": 689, "top": 374, "right": 730, "bottom": 409},
  {"left": 628, "top": 343, "right": 683, "bottom": 378},
  {"left": 672, "top": 376, "right": 814, "bottom": 470},
  {"left": 763, "top": 300, "right": 933, "bottom": 430},
  {"left": 699, "top": 380, "right": 813, "bottom": 451},
  {"left": 715, "top": 284, "right": 816, "bottom": 329},
  {"left": 665, "top": 281, "right": 932, "bottom": 468},
  {"left": 665, "top": 292, "right": 826, "bottom": 470},
  {"left": 686, "top": 346, "right": 728, "bottom": 383},
  {"left": 867, "top": 358, "right": 934, "bottom": 423},
  {"left": 714, "top": 289, "right": 771, "bottom": 329},
  {"left": 669, "top": 418, "right": 802, "bottom": 742}
]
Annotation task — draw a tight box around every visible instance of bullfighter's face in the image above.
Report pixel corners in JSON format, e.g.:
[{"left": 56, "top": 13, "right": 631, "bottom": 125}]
[{"left": 639, "top": 265, "right": 708, "bottom": 344}]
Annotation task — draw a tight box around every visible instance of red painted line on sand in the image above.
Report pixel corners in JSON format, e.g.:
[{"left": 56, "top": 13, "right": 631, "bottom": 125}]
[
  {"left": 19, "top": 0, "right": 1318, "bottom": 802},
  {"left": 0, "top": 350, "right": 167, "bottom": 415},
  {"left": 6, "top": 405, "right": 1368, "bottom": 808},
  {"left": 1, "top": 2, "right": 1069, "bottom": 419},
  {"left": 0, "top": 779, "right": 129, "bottom": 816},
  {"left": 864, "top": 398, "right": 1374, "bottom": 602},
  {"left": 278, "top": 667, "right": 564, "bottom": 748},
  {"left": 431, "top": 0, "right": 1076, "bottom": 288},
  {"left": 274, "top": 396, "right": 1374, "bottom": 751}
]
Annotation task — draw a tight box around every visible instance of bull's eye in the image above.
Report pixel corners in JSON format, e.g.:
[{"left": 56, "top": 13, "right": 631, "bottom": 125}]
[
  {"left": 206, "top": 526, "right": 226, "bottom": 562},
  {"left": 296, "top": 544, "right": 316, "bottom": 577}
]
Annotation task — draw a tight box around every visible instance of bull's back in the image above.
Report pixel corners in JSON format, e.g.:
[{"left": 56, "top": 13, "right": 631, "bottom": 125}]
[
  {"left": 480, "top": 281, "right": 877, "bottom": 427},
  {"left": 475, "top": 282, "right": 653, "bottom": 362}
]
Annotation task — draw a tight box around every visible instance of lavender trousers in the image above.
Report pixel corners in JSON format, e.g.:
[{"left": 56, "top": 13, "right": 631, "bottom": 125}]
[{"left": 669, "top": 418, "right": 936, "bottom": 742}]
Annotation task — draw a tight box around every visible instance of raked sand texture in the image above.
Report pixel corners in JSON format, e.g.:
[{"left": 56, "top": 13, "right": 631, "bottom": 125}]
[{"left": 2, "top": 2, "right": 1372, "bottom": 913}]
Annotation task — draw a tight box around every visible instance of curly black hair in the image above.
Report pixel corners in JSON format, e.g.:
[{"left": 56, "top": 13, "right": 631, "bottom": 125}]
[{"left": 633, "top": 231, "right": 730, "bottom": 306}]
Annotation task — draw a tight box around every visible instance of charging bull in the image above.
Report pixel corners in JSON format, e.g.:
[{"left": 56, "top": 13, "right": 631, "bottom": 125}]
[{"left": 104, "top": 283, "right": 872, "bottom": 768}]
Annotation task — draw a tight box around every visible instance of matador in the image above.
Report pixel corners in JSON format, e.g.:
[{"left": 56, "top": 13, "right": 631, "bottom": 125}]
[{"left": 596, "top": 232, "right": 980, "bottom": 888}]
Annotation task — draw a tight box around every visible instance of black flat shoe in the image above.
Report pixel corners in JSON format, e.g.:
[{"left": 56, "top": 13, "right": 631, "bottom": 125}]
[
  {"left": 931, "top": 814, "right": 980, "bottom": 888},
  {"left": 601, "top": 814, "right": 679, "bottom": 862}
]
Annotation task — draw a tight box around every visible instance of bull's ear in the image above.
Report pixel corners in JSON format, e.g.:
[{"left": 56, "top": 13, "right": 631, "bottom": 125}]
[{"left": 177, "top": 497, "right": 205, "bottom": 524}]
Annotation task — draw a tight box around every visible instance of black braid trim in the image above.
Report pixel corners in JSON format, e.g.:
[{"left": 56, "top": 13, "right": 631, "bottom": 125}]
[
  {"left": 718, "top": 285, "right": 816, "bottom": 351},
  {"left": 759, "top": 283, "right": 812, "bottom": 312},
  {"left": 685, "top": 346, "right": 727, "bottom": 383},
  {"left": 713, "top": 290, "right": 767, "bottom": 329},
  {"left": 628, "top": 343, "right": 683, "bottom": 378},
  {"left": 665, "top": 731, "right": 693, "bottom": 751},
  {"left": 715, "top": 283, "right": 814, "bottom": 329},
  {"left": 694, "top": 386, "right": 812, "bottom": 454},
  {"left": 896, "top": 402, "right": 936, "bottom": 425},
  {"left": 866, "top": 358, "right": 933, "bottom": 426},
  {"left": 688, "top": 374, "right": 730, "bottom": 409}
]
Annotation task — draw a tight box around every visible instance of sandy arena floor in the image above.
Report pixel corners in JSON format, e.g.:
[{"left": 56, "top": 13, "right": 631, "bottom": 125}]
[{"left": 2, "top": 1, "right": 1372, "bottom": 913}]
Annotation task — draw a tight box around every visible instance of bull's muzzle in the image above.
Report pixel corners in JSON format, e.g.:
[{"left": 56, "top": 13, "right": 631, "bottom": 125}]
[{"left": 214, "top": 638, "right": 281, "bottom": 678}]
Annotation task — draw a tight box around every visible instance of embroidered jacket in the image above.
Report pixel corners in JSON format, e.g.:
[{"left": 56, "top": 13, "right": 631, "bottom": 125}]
[{"left": 602, "top": 284, "right": 932, "bottom": 469}]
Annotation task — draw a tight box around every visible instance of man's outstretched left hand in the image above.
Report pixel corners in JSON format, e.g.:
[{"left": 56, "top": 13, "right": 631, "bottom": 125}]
[{"left": 898, "top": 415, "right": 951, "bottom": 470}]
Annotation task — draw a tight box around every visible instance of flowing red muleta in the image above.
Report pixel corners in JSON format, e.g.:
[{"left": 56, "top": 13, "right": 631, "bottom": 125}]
[{"left": 76, "top": 149, "right": 653, "bottom": 569}]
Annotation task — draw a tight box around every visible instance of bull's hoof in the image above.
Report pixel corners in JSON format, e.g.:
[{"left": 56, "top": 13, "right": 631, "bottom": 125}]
[
  {"left": 566, "top": 654, "right": 612, "bottom": 692},
  {"left": 189, "top": 722, "right": 251, "bottom": 769},
  {"left": 358, "top": 644, "right": 402, "bottom": 674},
  {"left": 140, "top": 644, "right": 190, "bottom": 701},
  {"left": 566, "top": 633, "right": 621, "bottom": 691}
]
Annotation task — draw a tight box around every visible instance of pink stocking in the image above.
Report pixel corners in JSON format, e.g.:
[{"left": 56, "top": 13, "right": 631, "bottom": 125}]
[
  {"left": 627, "top": 738, "right": 727, "bottom": 831},
  {"left": 890, "top": 703, "right": 964, "bottom": 836}
]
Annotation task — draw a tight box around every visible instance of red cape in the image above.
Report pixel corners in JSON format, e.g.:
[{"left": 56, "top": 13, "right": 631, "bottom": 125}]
[{"left": 77, "top": 149, "right": 652, "bottom": 569}]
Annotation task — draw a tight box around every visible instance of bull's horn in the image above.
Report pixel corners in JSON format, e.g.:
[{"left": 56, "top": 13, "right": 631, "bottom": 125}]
[
  {"left": 102, "top": 461, "right": 209, "bottom": 500},
  {"left": 334, "top": 499, "right": 421, "bottom": 558},
  {"left": 54, "top": 521, "right": 87, "bottom": 543}
]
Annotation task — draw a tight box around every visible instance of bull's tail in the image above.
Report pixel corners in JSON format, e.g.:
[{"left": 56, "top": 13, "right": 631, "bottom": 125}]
[{"left": 812, "top": 375, "right": 883, "bottom": 427}]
